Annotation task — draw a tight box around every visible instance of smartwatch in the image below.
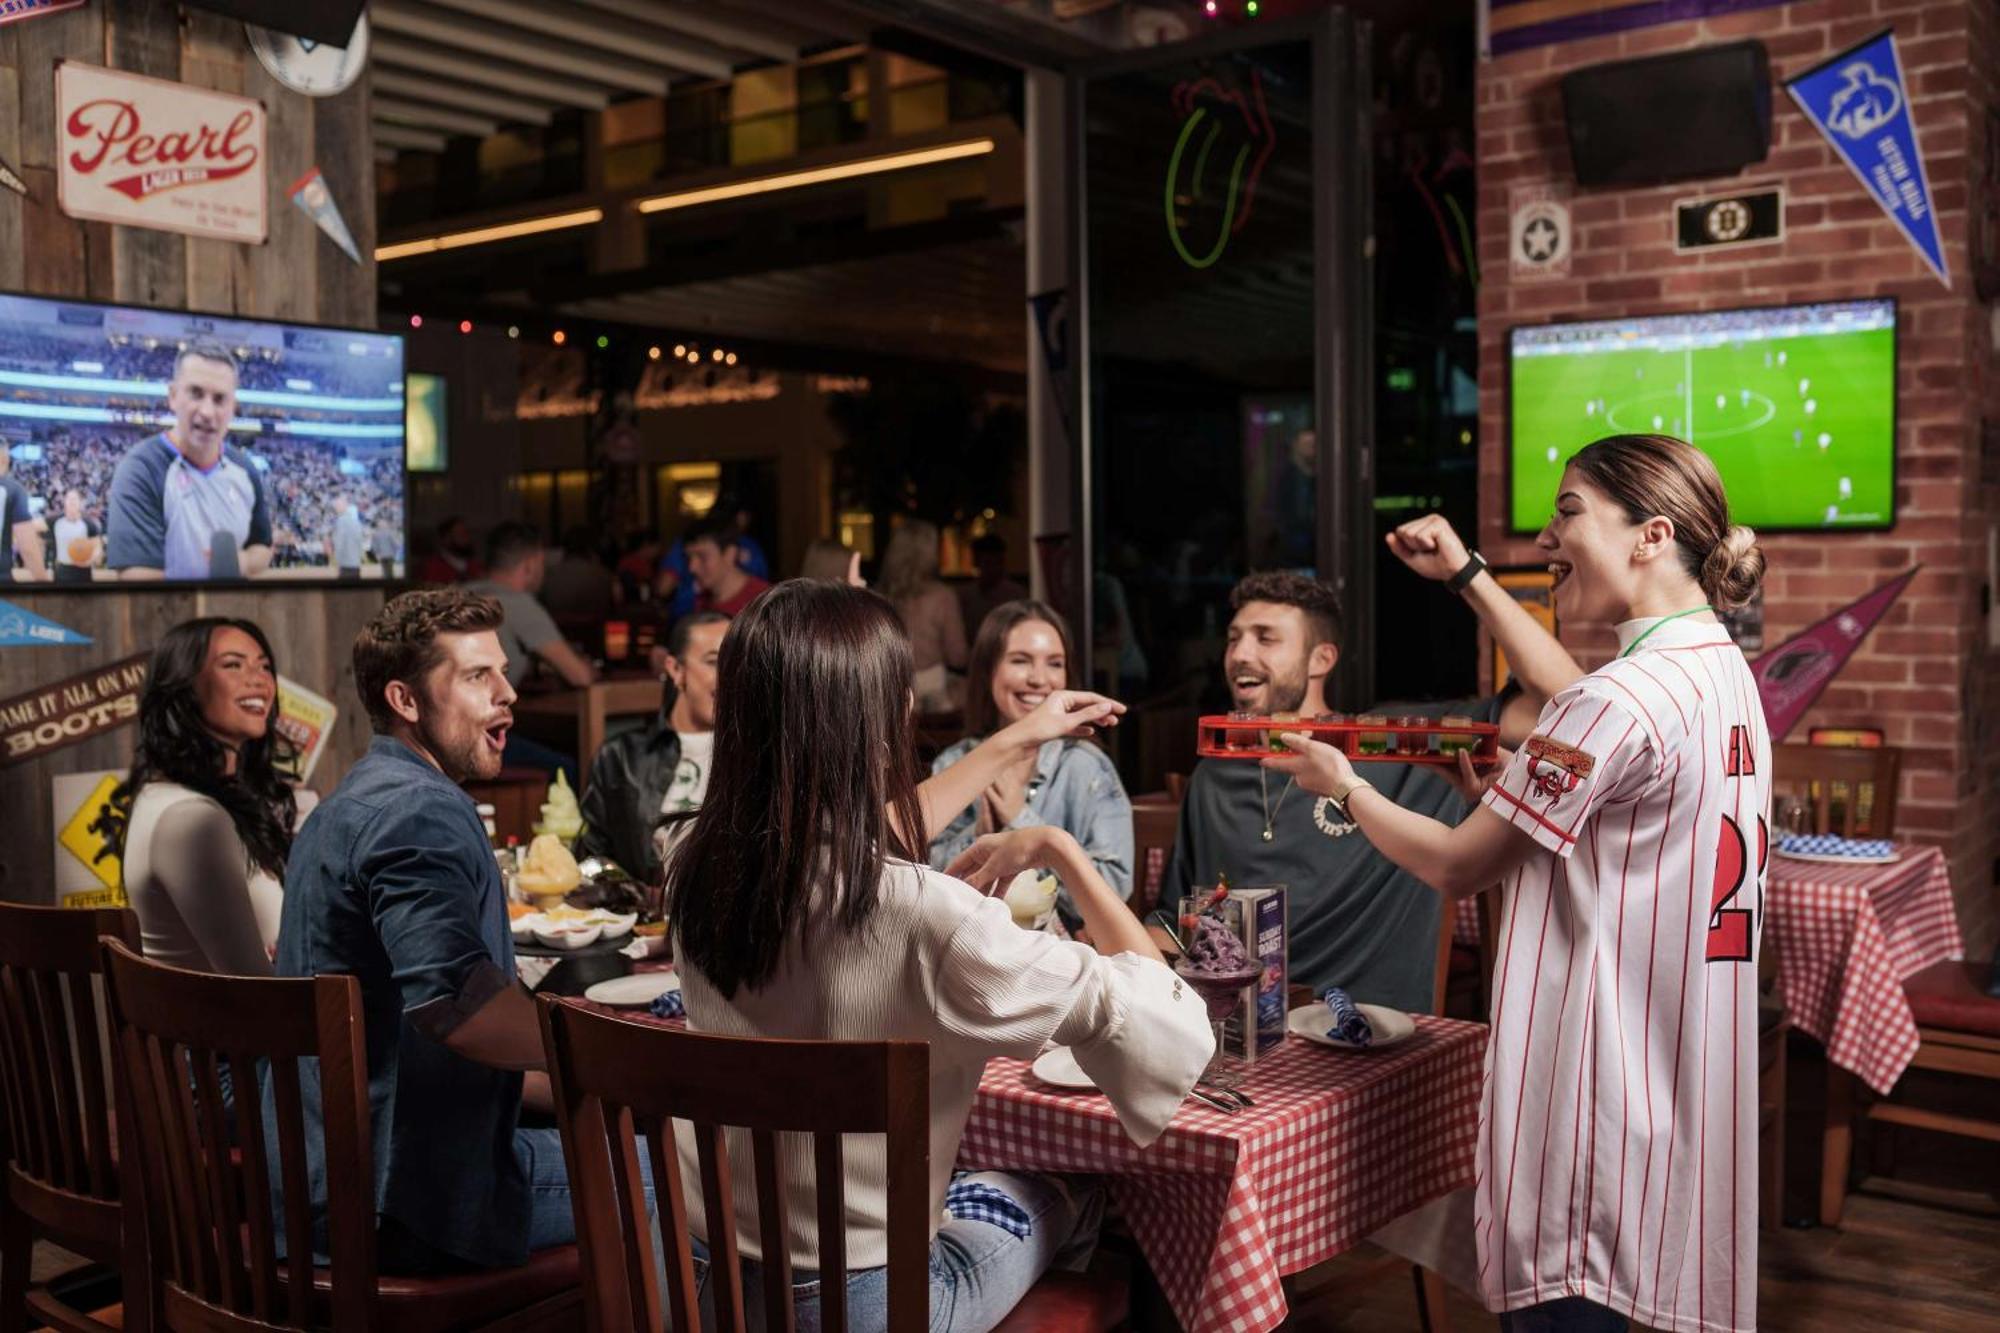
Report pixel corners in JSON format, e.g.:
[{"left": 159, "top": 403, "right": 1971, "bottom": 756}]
[
  {"left": 1446, "top": 550, "right": 1489, "bottom": 594},
  {"left": 1327, "top": 777, "right": 1374, "bottom": 820}
]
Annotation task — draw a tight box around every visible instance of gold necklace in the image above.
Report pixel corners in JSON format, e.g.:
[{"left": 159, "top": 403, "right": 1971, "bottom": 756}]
[{"left": 1259, "top": 764, "right": 1294, "bottom": 842}]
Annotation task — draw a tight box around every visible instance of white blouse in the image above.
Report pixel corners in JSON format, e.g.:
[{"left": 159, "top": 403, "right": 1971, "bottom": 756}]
[{"left": 675, "top": 857, "right": 1213, "bottom": 1270}]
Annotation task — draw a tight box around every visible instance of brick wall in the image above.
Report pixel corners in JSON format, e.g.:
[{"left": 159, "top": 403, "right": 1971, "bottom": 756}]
[{"left": 1475, "top": 0, "right": 1999, "bottom": 953}]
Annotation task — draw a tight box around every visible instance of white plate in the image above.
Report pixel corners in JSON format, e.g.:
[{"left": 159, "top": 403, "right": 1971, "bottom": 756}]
[
  {"left": 1286, "top": 1001, "right": 1417, "bottom": 1050},
  {"left": 1030, "top": 1046, "right": 1098, "bottom": 1091},
  {"left": 1773, "top": 849, "right": 1900, "bottom": 866},
  {"left": 584, "top": 971, "right": 680, "bottom": 1008}
]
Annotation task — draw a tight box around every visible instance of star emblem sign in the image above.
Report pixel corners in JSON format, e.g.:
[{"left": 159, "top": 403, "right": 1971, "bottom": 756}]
[{"left": 1522, "top": 215, "right": 1560, "bottom": 261}]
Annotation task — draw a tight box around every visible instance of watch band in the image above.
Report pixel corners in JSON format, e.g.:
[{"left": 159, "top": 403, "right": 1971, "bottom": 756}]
[
  {"left": 1329, "top": 777, "right": 1374, "bottom": 818},
  {"left": 1446, "top": 550, "right": 1488, "bottom": 594}
]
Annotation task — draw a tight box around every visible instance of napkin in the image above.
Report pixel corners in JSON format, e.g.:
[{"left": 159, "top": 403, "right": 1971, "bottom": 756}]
[
  {"left": 648, "top": 989, "right": 685, "bottom": 1020},
  {"left": 1321, "top": 986, "right": 1372, "bottom": 1046},
  {"left": 943, "top": 1172, "right": 1033, "bottom": 1240},
  {"left": 1778, "top": 834, "right": 1894, "bottom": 859}
]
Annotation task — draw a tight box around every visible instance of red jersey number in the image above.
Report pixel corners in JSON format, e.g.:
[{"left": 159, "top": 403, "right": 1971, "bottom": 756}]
[{"left": 1707, "top": 812, "right": 1765, "bottom": 963}]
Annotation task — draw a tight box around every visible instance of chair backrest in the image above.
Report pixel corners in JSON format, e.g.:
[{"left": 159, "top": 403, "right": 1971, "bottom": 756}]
[
  {"left": 100, "top": 939, "right": 378, "bottom": 1332},
  {"left": 1129, "top": 795, "right": 1181, "bottom": 921},
  {"left": 0, "top": 903, "right": 139, "bottom": 1230},
  {"left": 538, "top": 996, "right": 931, "bottom": 1333},
  {"left": 1771, "top": 743, "right": 1902, "bottom": 838}
]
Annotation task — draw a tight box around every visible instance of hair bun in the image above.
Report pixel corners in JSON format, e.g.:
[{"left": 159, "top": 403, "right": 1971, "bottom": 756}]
[{"left": 1701, "top": 524, "right": 1764, "bottom": 612}]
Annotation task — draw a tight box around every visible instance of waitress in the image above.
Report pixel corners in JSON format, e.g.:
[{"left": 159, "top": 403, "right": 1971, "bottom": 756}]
[{"left": 1267, "top": 433, "right": 1770, "bottom": 1333}]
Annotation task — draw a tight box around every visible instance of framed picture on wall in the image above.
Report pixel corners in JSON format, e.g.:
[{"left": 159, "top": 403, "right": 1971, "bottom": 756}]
[{"left": 1489, "top": 565, "right": 1558, "bottom": 695}]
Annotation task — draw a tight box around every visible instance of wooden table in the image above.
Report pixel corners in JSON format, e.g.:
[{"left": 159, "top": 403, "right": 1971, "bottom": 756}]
[{"left": 512, "top": 673, "right": 662, "bottom": 786}]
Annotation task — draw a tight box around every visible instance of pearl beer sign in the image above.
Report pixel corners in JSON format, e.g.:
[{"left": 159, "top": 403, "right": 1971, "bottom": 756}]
[
  {"left": 56, "top": 62, "right": 267, "bottom": 243},
  {"left": 0, "top": 654, "right": 150, "bottom": 769}
]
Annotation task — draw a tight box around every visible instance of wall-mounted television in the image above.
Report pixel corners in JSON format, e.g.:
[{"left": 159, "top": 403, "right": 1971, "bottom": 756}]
[
  {"left": 406, "top": 372, "right": 447, "bottom": 473},
  {"left": 0, "top": 292, "right": 405, "bottom": 586},
  {"left": 1508, "top": 299, "right": 1896, "bottom": 533}
]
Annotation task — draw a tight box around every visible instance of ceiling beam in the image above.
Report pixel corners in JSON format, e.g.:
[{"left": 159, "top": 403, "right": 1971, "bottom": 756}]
[
  {"left": 372, "top": 1, "right": 673, "bottom": 96},
  {"left": 819, "top": 0, "right": 1103, "bottom": 68},
  {"left": 375, "top": 96, "right": 501, "bottom": 138},
  {"left": 373, "top": 122, "right": 453, "bottom": 153},
  {"left": 569, "top": 0, "right": 802, "bottom": 64},
  {"left": 372, "top": 69, "right": 556, "bottom": 126},
  {"left": 418, "top": 0, "right": 737, "bottom": 79},
  {"left": 372, "top": 34, "right": 610, "bottom": 109}
]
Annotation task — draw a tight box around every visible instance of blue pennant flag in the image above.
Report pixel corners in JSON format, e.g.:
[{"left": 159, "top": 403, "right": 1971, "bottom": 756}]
[
  {"left": 0, "top": 599, "right": 93, "bottom": 648},
  {"left": 1786, "top": 29, "right": 1949, "bottom": 287}
]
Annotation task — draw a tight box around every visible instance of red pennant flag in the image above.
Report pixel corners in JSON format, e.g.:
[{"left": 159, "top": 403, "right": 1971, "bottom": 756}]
[{"left": 1751, "top": 567, "right": 1919, "bottom": 740}]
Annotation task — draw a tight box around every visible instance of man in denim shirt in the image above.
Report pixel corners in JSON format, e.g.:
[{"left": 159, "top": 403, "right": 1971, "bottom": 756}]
[{"left": 274, "top": 588, "right": 641, "bottom": 1271}]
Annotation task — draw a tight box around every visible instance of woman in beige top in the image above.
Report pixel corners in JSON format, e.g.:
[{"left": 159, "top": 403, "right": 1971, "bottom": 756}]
[
  {"left": 877, "top": 520, "right": 967, "bottom": 711},
  {"left": 104, "top": 617, "right": 297, "bottom": 979},
  {"left": 668, "top": 581, "right": 1210, "bottom": 1331}
]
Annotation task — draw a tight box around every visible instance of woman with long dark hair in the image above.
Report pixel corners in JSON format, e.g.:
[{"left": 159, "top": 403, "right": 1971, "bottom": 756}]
[
  {"left": 104, "top": 617, "right": 297, "bottom": 976},
  {"left": 667, "top": 581, "right": 1211, "bottom": 1331},
  {"left": 1268, "top": 435, "right": 1770, "bottom": 1333},
  {"left": 928, "top": 600, "right": 1133, "bottom": 928}
]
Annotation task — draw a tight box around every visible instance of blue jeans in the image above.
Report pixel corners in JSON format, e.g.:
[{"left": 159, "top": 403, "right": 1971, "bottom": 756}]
[
  {"left": 696, "top": 1171, "right": 1102, "bottom": 1333},
  {"left": 1499, "top": 1297, "right": 1631, "bottom": 1331}
]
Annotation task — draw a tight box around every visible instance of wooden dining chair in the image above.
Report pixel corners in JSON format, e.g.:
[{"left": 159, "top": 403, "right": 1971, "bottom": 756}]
[
  {"left": 1820, "top": 959, "right": 2000, "bottom": 1227},
  {"left": 537, "top": 997, "right": 1127, "bottom": 1333},
  {"left": 99, "top": 940, "right": 582, "bottom": 1332},
  {"left": 1770, "top": 743, "right": 1901, "bottom": 837},
  {"left": 0, "top": 902, "right": 141, "bottom": 1333}
]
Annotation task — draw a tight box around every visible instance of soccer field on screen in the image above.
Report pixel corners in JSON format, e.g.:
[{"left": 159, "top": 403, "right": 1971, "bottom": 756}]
[{"left": 1510, "top": 325, "right": 1895, "bottom": 532}]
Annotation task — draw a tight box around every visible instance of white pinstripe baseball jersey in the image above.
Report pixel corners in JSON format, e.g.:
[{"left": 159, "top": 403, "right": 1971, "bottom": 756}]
[{"left": 1476, "top": 614, "right": 1770, "bottom": 1333}]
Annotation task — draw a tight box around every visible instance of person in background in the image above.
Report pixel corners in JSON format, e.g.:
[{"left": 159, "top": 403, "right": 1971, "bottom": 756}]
[
  {"left": 655, "top": 498, "right": 770, "bottom": 619},
  {"left": 957, "top": 533, "right": 1027, "bottom": 639},
  {"left": 684, "top": 516, "right": 770, "bottom": 617},
  {"left": 466, "top": 521, "right": 593, "bottom": 783},
  {"left": 106, "top": 339, "right": 272, "bottom": 581},
  {"left": 329, "top": 493, "right": 365, "bottom": 579},
  {"left": 878, "top": 519, "right": 967, "bottom": 713},
  {"left": 576, "top": 611, "right": 727, "bottom": 883},
  {"left": 274, "top": 588, "right": 651, "bottom": 1274},
  {"left": 539, "top": 525, "right": 616, "bottom": 624},
  {"left": 929, "top": 600, "right": 1132, "bottom": 930},
  {"left": 419, "top": 515, "right": 484, "bottom": 584},
  {"left": 667, "top": 581, "right": 1208, "bottom": 1326},
  {"left": 51, "top": 488, "right": 100, "bottom": 585},
  {"left": 614, "top": 529, "right": 664, "bottom": 605},
  {"left": 1162, "top": 542, "right": 1580, "bottom": 1013},
  {"left": 104, "top": 617, "right": 295, "bottom": 978},
  {"left": 0, "top": 443, "right": 49, "bottom": 583},
  {"left": 798, "top": 536, "right": 866, "bottom": 586},
  {"left": 372, "top": 514, "right": 401, "bottom": 581}
]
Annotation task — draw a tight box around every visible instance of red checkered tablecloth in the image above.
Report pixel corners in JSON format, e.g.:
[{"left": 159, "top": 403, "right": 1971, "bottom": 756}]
[
  {"left": 958, "top": 1018, "right": 1486, "bottom": 1333},
  {"left": 1766, "top": 842, "right": 1963, "bottom": 1095}
]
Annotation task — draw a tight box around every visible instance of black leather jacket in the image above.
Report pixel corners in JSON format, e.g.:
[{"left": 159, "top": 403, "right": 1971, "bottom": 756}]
[{"left": 576, "top": 718, "right": 681, "bottom": 883}]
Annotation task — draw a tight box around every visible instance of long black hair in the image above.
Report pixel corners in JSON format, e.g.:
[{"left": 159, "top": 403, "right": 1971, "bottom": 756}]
[
  {"left": 99, "top": 618, "right": 298, "bottom": 877},
  {"left": 665, "top": 581, "right": 926, "bottom": 997}
]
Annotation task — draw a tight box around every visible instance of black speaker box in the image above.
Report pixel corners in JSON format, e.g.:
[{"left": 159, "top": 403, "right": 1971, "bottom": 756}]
[
  {"left": 182, "top": 0, "right": 366, "bottom": 47},
  {"left": 1561, "top": 40, "right": 1771, "bottom": 188}
]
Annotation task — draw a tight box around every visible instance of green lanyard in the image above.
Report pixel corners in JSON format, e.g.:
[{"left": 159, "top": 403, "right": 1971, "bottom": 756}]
[{"left": 1619, "top": 606, "right": 1714, "bottom": 658}]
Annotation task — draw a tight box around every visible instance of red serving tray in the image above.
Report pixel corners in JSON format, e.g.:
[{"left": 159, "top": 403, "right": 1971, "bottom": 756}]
[{"left": 1196, "top": 714, "right": 1504, "bottom": 767}]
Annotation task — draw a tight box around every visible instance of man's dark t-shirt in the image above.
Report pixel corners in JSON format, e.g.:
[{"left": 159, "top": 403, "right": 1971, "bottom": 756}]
[
  {"left": 0, "top": 475, "right": 30, "bottom": 582},
  {"left": 1163, "top": 694, "right": 1506, "bottom": 1013}
]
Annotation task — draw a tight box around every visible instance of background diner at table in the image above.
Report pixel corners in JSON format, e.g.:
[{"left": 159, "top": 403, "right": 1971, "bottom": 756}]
[{"left": 3, "top": 3, "right": 1999, "bottom": 1332}]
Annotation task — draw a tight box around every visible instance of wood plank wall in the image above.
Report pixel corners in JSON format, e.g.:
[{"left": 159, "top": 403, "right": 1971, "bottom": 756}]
[{"left": 0, "top": 4, "right": 381, "bottom": 904}]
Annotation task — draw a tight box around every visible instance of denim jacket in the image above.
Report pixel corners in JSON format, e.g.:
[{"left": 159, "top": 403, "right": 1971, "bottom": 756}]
[{"left": 926, "top": 738, "right": 1134, "bottom": 919}]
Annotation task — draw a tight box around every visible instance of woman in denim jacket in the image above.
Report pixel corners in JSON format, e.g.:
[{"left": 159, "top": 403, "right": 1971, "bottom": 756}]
[{"left": 928, "top": 600, "right": 1135, "bottom": 928}]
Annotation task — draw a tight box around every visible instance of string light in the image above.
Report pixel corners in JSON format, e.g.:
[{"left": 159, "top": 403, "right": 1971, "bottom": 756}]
[
  {"left": 724, "top": 352, "right": 737, "bottom": 365},
  {"left": 552, "top": 330, "right": 566, "bottom": 345},
  {"left": 507, "top": 325, "right": 520, "bottom": 339},
  {"left": 458, "top": 320, "right": 472, "bottom": 334},
  {"left": 711, "top": 348, "right": 724, "bottom": 362},
  {"left": 673, "top": 343, "right": 686, "bottom": 357},
  {"left": 648, "top": 346, "right": 661, "bottom": 360},
  {"left": 1203, "top": 0, "right": 1217, "bottom": 14},
  {"left": 408, "top": 314, "right": 423, "bottom": 328},
  {"left": 596, "top": 335, "right": 610, "bottom": 349}
]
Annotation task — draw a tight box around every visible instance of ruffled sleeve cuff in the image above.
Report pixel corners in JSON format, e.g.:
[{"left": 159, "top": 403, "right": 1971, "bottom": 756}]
[{"left": 1063, "top": 953, "right": 1213, "bottom": 1147}]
